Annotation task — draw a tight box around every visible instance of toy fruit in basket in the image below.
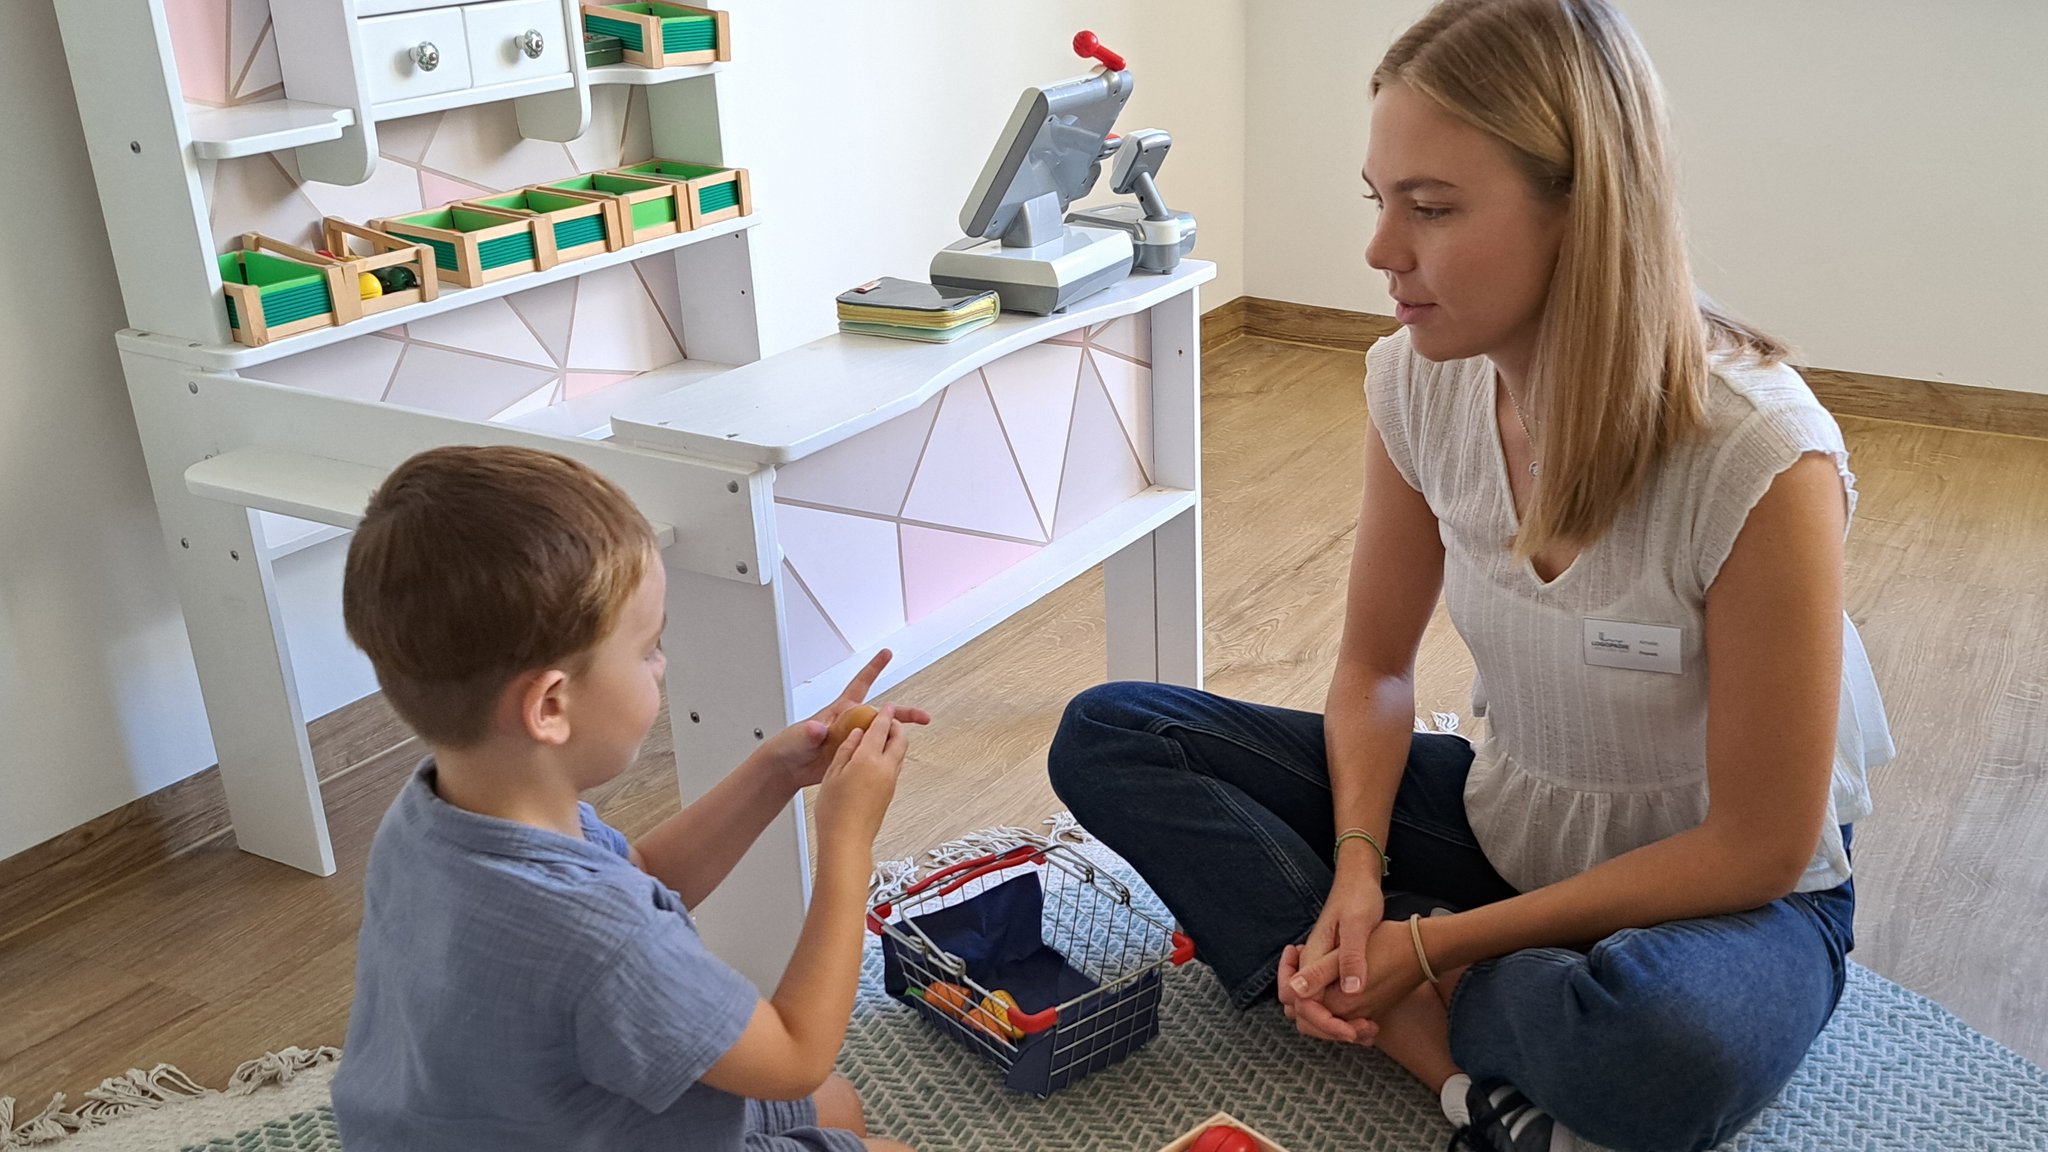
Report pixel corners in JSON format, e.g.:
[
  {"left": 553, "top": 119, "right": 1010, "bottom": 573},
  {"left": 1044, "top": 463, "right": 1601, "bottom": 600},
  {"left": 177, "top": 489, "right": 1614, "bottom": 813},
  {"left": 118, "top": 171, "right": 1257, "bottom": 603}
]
[
  {"left": 978, "top": 990, "right": 1026, "bottom": 1040},
  {"left": 824, "top": 704, "right": 879, "bottom": 755},
  {"left": 912, "top": 982, "right": 1016, "bottom": 1042},
  {"left": 1189, "top": 1123, "right": 1260, "bottom": 1152}
]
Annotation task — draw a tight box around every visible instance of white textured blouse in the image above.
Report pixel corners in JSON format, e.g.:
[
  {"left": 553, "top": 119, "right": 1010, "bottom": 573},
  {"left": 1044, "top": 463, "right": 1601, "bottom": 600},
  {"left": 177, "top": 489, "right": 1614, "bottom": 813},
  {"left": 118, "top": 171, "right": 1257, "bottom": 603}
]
[{"left": 1365, "top": 329, "right": 1894, "bottom": 894}]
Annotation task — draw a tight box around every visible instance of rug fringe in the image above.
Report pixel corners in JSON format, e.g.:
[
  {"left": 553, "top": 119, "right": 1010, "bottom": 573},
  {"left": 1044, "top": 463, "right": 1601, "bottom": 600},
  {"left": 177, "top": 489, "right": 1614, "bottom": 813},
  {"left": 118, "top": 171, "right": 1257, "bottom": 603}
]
[
  {"left": 870, "top": 812, "right": 1094, "bottom": 895},
  {"left": 0, "top": 1046, "right": 339, "bottom": 1150}
]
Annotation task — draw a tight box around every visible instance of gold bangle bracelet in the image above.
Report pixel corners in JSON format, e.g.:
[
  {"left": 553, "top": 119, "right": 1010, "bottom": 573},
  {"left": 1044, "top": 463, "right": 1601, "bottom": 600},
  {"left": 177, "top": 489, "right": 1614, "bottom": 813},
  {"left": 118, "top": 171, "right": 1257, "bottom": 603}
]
[
  {"left": 1409, "top": 913, "right": 1440, "bottom": 985},
  {"left": 1333, "top": 827, "right": 1390, "bottom": 877}
]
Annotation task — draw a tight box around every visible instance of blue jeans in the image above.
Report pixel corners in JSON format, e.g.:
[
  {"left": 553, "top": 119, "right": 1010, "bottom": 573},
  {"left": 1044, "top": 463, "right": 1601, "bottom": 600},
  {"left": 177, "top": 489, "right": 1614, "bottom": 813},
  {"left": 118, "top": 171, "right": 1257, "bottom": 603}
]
[{"left": 1047, "top": 682, "right": 1856, "bottom": 1152}]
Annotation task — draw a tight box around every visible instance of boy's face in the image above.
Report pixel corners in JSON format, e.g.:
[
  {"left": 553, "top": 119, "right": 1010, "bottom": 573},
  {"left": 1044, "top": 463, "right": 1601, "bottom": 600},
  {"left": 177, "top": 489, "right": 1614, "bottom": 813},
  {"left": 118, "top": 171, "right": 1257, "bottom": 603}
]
[{"left": 564, "top": 555, "right": 668, "bottom": 788}]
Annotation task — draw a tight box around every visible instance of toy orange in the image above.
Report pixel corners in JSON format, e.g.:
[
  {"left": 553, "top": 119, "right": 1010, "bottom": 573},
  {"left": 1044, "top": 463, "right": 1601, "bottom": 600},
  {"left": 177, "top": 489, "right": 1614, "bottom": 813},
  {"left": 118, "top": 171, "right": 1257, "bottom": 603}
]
[
  {"left": 917, "top": 982, "right": 1014, "bottom": 1042},
  {"left": 825, "top": 704, "right": 880, "bottom": 756},
  {"left": 919, "top": 981, "right": 973, "bottom": 1020}
]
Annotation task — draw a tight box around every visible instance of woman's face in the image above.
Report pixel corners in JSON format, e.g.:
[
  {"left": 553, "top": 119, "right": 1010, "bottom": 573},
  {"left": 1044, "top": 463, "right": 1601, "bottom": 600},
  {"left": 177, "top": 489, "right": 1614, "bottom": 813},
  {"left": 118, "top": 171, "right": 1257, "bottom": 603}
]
[{"left": 1363, "top": 81, "right": 1568, "bottom": 373}]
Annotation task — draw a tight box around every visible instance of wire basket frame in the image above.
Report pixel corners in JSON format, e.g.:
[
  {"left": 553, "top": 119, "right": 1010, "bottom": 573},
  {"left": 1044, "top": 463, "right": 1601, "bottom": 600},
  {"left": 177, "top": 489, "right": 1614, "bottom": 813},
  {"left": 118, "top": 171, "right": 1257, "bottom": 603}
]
[{"left": 869, "top": 840, "right": 1195, "bottom": 1095}]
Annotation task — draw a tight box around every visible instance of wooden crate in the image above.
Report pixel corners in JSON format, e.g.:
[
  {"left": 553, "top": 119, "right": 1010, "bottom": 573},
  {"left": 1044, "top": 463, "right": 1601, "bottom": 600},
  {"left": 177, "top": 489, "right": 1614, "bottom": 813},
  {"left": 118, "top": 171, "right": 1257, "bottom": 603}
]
[
  {"left": 1158, "top": 1112, "right": 1292, "bottom": 1152},
  {"left": 609, "top": 159, "right": 750, "bottom": 227},
  {"left": 217, "top": 234, "right": 353, "bottom": 347},
  {"left": 463, "top": 188, "right": 620, "bottom": 262},
  {"left": 316, "top": 219, "right": 439, "bottom": 316},
  {"left": 367, "top": 204, "right": 556, "bottom": 288},
  {"left": 580, "top": 2, "right": 730, "bottom": 69},
  {"left": 540, "top": 172, "right": 689, "bottom": 245}
]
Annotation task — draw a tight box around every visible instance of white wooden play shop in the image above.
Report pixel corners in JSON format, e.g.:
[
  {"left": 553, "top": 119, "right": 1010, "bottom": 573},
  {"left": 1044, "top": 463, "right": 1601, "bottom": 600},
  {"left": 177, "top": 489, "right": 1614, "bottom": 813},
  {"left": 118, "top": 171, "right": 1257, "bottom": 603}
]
[{"left": 57, "top": 0, "right": 1210, "bottom": 989}]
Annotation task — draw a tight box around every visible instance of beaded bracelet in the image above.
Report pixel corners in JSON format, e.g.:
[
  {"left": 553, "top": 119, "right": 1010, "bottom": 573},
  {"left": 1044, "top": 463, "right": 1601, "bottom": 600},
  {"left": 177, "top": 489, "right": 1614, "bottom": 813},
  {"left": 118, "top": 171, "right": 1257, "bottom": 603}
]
[{"left": 1333, "top": 827, "right": 1390, "bottom": 877}]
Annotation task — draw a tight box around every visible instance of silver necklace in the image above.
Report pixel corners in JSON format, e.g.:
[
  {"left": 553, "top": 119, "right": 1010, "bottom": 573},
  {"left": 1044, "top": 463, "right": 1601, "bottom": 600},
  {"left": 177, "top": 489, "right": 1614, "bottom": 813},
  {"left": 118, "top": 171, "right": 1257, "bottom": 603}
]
[{"left": 1503, "top": 379, "right": 1541, "bottom": 477}]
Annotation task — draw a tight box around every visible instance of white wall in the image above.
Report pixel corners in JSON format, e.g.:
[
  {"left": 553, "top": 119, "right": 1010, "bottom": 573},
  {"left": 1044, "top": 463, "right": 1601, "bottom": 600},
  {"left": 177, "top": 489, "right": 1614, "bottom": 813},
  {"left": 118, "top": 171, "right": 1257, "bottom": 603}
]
[
  {"left": 0, "top": 1, "right": 1246, "bottom": 860},
  {"left": 1246, "top": 0, "right": 2048, "bottom": 394},
  {"left": 718, "top": 2, "right": 1246, "bottom": 358}
]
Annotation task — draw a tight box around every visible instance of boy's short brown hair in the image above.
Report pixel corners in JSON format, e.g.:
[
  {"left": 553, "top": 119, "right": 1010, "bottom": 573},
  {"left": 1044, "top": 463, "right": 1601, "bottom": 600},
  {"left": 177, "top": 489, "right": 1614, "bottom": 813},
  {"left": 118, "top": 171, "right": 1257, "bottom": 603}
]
[{"left": 343, "top": 445, "right": 656, "bottom": 748}]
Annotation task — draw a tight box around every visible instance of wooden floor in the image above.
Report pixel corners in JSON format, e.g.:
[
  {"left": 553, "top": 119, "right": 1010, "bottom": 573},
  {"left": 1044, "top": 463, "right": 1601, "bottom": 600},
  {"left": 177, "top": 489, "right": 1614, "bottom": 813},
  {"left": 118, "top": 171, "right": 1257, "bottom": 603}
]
[{"left": 5, "top": 335, "right": 2046, "bottom": 1112}]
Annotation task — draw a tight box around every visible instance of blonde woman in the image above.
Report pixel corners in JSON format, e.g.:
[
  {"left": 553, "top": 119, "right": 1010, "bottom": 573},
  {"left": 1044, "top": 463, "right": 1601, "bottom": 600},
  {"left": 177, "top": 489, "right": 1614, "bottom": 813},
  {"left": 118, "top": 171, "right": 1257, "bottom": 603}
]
[{"left": 1048, "top": 1, "right": 1894, "bottom": 1149}]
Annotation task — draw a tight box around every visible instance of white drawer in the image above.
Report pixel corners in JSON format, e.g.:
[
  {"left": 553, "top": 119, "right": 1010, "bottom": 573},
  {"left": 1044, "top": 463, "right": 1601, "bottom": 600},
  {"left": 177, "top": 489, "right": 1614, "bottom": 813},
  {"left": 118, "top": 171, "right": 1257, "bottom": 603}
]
[
  {"left": 360, "top": 7, "right": 473, "bottom": 105},
  {"left": 462, "top": 0, "right": 571, "bottom": 90}
]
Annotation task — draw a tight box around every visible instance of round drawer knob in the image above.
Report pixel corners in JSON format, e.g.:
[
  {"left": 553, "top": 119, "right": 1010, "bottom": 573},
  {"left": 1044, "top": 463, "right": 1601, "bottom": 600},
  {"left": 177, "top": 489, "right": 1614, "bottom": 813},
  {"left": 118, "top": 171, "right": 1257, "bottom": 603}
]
[
  {"left": 519, "top": 29, "right": 546, "bottom": 59},
  {"left": 412, "top": 41, "right": 440, "bottom": 71}
]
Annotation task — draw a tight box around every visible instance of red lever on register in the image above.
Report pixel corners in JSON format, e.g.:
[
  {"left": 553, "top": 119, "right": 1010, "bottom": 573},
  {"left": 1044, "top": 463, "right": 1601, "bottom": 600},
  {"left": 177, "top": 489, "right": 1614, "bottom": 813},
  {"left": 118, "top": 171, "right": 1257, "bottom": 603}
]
[{"left": 1073, "top": 30, "right": 1126, "bottom": 72}]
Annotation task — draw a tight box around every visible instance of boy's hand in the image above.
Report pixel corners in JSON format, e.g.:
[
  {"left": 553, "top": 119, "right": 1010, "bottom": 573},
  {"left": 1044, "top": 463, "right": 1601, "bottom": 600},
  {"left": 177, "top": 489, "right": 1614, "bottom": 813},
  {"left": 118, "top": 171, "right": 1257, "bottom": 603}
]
[
  {"left": 815, "top": 707, "right": 907, "bottom": 855},
  {"left": 762, "top": 650, "right": 931, "bottom": 792}
]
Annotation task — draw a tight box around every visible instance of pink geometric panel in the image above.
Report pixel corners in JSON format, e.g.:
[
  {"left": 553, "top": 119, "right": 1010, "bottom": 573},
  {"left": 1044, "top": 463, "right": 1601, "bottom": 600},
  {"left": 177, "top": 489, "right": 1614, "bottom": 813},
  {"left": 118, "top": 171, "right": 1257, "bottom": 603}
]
[
  {"left": 408, "top": 299, "right": 553, "bottom": 366},
  {"left": 229, "top": 0, "right": 280, "bottom": 101},
  {"left": 418, "top": 170, "right": 492, "bottom": 210},
  {"left": 1046, "top": 332, "right": 1087, "bottom": 348},
  {"left": 296, "top": 158, "right": 426, "bottom": 235},
  {"left": 775, "top": 393, "right": 941, "bottom": 518},
  {"left": 1087, "top": 349, "right": 1153, "bottom": 483},
  {"left": 378, "top": 114, "right": 442, "bottom": 165},
  {"left": 982, "top": 348, "right": 1082, "bottom": 538},
  {"left": 490, "top": 379, "right": 563, "bottom": 422},
  {"left": 235, "top": 38, "right": 283, "bottom": 103},
  {"left": 1052, "top": 369, "right": 1148, "bottom": 539},
  {"left": 621, "top": 89, "right": 655, "bottom": 164},
  {"left": 506, "top": 278, "right": 578, "bottom": 365},
  {"left": 633, "top": 255, "right": 689, "bottom": 352},
  {"left": 167, "top": 0, "right": 230, "bottom": 106},
  {"left": 566, "top": 265, "right": 684, "bottom": 372},
  {"left": 209, "top": 156, "right": 320, "bottom": 250},
  {"left": 773, "top": 504, "right": 905, "bottom": 651},
  {"left": 565, "top": 371, "right": 636, "bottom": 399},
  {"left": 1090, "top": 313, "right": 1151, "bottom": 363},
  {"left": 383, "top": 343, "right": 557, "bottom": 419},
  {"left": 781, "top": 561, "right": 853, "bottom": 686},
  {"left": 243, "top": 334, "right": 404, "bottom": 403},
  {"left": 900, "top": 526, "right": 1042, "bottom": 624},
  {"left": 422, "top": 105, "right": 581, "bottom": 193},
  {"left": 900, "top": 381, "right": 1045, "bottom": 542},
  {"left": 568, "top": 89, "right": 638, "bottom": 173}
]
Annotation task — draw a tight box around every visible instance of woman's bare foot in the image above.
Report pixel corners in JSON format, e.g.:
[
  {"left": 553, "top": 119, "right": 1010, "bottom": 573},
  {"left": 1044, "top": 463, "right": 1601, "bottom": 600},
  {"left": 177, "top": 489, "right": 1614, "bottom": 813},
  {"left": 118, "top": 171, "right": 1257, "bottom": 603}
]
[{"left": 1371, "top": 978, "right": 1460, "bottom": 1092}]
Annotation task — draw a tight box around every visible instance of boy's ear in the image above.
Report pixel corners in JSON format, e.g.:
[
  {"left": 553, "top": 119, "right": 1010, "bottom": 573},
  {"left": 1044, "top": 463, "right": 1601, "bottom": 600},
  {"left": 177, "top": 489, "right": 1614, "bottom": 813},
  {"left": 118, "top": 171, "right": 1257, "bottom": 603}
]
[{"left": 507, "top": 668, "right": 573, "bottom": 746}]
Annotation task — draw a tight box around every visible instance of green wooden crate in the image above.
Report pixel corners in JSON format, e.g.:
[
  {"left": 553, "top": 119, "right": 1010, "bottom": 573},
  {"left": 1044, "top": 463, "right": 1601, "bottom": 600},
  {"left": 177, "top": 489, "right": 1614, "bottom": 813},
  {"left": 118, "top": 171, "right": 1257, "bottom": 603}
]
[
  {"left": 218, "top": 247, "right": 343, "bottom": 346},
  {"left": 466, "top": 188, "right": 618, "bottom": 261},
  {"left": 368, "top": 205, "right": 554, "bottom": 288},
  {"left": 580, "top": 2, "right": 728, "bottom": 69},
  {"left": 542, "top": 172, "right": 688, "bottom": 244},
  {"left": 611, "top": 160, "right": 750, "bottom": 227}
]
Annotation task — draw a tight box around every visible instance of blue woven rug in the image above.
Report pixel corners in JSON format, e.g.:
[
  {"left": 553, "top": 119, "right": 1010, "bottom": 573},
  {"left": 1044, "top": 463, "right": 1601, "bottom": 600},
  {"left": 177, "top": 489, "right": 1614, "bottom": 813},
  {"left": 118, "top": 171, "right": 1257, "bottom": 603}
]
[
  {"left": 839, "top": 838, "right": 2048, "bottom": 1151},
  {"left": 9, "top": 841, "right": 2044, "bottom": 1150}
]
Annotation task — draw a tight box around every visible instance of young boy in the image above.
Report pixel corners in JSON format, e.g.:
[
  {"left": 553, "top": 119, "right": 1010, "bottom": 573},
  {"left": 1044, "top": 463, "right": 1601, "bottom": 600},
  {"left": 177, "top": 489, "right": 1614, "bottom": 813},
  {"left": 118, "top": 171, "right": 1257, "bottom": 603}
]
[{"left": 331, "top": 445, "right": 921, "bottom": 1152}]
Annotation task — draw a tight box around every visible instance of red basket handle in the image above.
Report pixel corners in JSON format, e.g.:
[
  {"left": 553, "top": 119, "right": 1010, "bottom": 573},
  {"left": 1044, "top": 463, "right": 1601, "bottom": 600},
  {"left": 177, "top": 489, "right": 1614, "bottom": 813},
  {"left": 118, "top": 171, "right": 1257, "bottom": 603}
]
[
  {"left": 1170, "top": 930, "right": 1196, "bottom": 966},
  {"left": 868, "top": 843, "right": 1046, "bottom": 932},
  {"left": 1008, "top": 1003, "right": 1058, "bottom": 1035}
]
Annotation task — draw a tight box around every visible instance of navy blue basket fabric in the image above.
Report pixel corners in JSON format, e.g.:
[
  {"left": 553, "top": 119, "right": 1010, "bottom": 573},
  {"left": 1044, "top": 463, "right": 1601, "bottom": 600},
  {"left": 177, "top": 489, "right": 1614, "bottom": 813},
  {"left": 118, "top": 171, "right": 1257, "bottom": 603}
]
[{"left": 879, "top": 873, "right": 1165, "bottom": 1095}]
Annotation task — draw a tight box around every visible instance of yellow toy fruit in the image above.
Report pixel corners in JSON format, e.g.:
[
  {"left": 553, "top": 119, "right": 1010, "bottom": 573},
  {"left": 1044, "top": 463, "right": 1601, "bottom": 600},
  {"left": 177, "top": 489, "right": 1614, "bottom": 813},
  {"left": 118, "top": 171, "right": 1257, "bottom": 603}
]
[
  {"left": 978, "top": 990, "right": 1025, "bottom": 1040},
  {"left": 358, "top": 272, "right": 383, "bottom": 299}
]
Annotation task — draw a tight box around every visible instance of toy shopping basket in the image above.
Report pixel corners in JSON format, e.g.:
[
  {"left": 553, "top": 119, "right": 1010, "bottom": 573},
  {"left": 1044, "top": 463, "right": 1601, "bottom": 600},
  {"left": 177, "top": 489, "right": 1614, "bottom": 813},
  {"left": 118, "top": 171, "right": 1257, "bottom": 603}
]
[{"left": 869, "top": 839, "right": 1195, "bottom": 1096}]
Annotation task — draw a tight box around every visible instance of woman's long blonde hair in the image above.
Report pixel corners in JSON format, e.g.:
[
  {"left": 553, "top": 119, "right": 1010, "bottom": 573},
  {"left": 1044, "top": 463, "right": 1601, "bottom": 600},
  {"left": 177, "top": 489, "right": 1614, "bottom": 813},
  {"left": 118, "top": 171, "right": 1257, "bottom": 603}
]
[{"left": 1373, "top": 0, "right": 1786, "bottom": 558}]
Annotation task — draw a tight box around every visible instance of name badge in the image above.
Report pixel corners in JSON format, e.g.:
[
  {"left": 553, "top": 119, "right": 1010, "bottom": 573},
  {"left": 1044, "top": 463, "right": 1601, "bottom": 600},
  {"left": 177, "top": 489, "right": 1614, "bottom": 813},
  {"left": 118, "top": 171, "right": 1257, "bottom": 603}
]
[{"left": 1583, "top": 618, "right": 1683, "bottom": 674}]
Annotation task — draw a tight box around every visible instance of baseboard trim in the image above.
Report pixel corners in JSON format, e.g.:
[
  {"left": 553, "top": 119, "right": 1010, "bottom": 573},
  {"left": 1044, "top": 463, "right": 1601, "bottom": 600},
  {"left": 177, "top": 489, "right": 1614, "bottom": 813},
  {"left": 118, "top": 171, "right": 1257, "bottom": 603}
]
[
  {"left": 1200, "top": 296, "right": 1248, "bottom": 353},
  {"left": 0, "top": 694, "right": 413, "bottom": 944},
  {"left": 1215, "top": 296, "right": 2048, "bottom": 440}
]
